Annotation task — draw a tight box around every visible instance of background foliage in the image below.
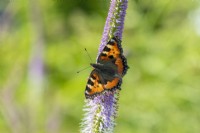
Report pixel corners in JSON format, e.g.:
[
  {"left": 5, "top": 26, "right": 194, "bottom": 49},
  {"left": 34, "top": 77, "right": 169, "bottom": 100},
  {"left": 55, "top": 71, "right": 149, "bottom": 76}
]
[{"left": 0, "top": 0, "right": 200, "bottom": 133}]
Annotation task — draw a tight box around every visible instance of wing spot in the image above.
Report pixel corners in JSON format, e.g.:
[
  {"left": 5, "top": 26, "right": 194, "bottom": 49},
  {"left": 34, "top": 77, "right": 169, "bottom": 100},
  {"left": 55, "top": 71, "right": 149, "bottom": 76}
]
[
  {"left": 88, "top": 79, "right": 94, "bottom": 86},
  {"left": 109, "top": 39, "right": 115, "bottom": 45},
  {"left": 108, "top": 55, "right": 114, "bottom": 59},
  {"left": 90, "top": 77, "right": 95, "bottom": 82},
  {"left": 85, "top": 91, "right": 89, "bottom": 94},
  {"left": 104, "top": 46, "right": 111, "bottom": 52},
  {"left": 91, "top": 75, "right": 96, "bottom": 80},
  {"left": 107, "top": 45, "right": 112, "bottom": 48},
  {"left": 101, "top": 53, "right": 107, "bottom": 57},
  {"left": 86, "top": 86, "right": 91, "bottom": 92}
]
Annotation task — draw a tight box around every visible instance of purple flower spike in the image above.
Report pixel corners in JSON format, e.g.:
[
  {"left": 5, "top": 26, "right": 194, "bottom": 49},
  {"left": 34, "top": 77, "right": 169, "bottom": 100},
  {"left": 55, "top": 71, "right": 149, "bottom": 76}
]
[
  {"left": 81, "top": 0, "right": 128, "bottom": 132},
  {"left": 81, "top": 91, "right": 119, "bottom": 133}
]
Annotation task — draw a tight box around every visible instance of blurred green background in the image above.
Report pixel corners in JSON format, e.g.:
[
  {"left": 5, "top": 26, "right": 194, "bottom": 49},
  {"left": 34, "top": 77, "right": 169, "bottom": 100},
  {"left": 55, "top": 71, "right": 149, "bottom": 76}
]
[{"left": 0, "top": 0, "right": 200, "bottom": 133}]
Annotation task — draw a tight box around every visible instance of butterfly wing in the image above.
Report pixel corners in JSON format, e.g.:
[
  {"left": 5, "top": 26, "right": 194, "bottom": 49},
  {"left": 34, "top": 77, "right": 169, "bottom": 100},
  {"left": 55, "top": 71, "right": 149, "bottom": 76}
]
[
  {"left": 103, "top": 77, "right": 121, "bottom": 90},
  {"left": 85, "top": 70, "right": 104, "bottom": 98},
  {"left": 85, "top": 69, "right": 121, "bottom": 99},
  {"left": 97, "top": 37, "right": 128, "bottom": 76}
]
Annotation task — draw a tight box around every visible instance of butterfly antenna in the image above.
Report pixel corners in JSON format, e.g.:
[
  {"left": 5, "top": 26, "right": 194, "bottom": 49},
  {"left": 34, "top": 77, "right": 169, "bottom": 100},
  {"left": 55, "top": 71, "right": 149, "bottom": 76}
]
[
  {"left": 76, "top": 66, "right": 91, "bottom": 73},
  {"left": 85, "top": 48, "right": 93, "bottom": 62}
]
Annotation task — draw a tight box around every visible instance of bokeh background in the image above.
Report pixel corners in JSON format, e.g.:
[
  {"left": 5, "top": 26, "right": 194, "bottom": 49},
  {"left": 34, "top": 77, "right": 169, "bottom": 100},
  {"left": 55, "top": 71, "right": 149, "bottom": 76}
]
[{"left": 0, "top": 0, "right": 200, "bottom": 133}]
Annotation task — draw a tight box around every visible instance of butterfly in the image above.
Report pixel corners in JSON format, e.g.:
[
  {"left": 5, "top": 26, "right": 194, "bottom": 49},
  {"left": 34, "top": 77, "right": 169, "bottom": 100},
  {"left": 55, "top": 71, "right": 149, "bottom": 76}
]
[{"left": 85, "top": 36, "right": 129, "bottom": 99}]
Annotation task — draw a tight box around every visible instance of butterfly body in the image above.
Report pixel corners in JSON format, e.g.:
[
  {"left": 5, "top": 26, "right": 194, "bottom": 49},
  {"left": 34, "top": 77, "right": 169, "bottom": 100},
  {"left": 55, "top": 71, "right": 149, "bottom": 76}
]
[
  {"left": 90, "top": 62, "right": 121, "bottom": 83},
  {"left": 85, "top": 37, "right": 128, "bottom": 99}
]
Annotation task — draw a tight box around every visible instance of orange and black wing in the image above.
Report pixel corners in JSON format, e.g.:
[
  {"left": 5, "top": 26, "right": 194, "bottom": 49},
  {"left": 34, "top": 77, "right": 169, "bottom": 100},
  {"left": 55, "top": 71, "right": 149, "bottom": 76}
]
[
  {"left": 103, "top": 77, "right": 122, "bottom": 90},
  {"left": 85, "top": 69, "right": 122, "bottom": 99},
  {"left": 85, "top": 70, "right": 104, "bottom": 99},
  {"left": 97, "top": 37, "right": 128, "bottom": 76}
]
